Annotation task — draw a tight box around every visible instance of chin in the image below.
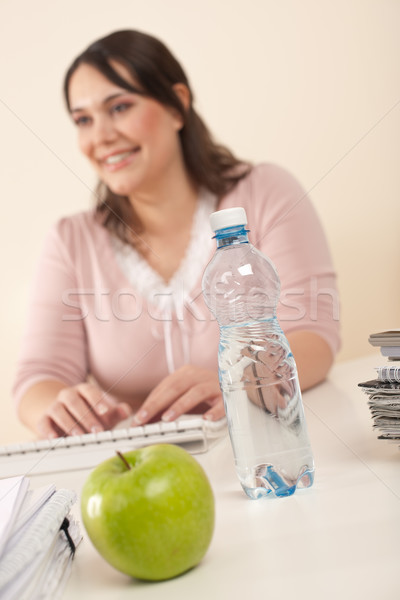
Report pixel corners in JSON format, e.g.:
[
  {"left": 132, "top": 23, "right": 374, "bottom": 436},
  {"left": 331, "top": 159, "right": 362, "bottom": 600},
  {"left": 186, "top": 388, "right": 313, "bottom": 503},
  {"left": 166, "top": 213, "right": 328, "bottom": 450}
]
[
  {"left": 103, "top": 180, "right": 136, "bottom": 198},
  {"left": 101, "top": 169, "right": 149, "bottom": 198}
]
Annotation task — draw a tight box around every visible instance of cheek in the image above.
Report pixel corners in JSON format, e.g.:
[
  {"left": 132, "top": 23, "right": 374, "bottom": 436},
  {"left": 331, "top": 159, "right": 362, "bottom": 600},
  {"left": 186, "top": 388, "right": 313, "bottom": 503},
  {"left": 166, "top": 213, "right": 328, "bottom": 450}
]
[
  {"left": 129, "top": 104, "right": 177, "bottom": 140},
  {"left": 78, "top": 134, "right": 92, "bottom": 158},
  {"left": 135, "top": 110, "right": 159, "bottom": 139}
]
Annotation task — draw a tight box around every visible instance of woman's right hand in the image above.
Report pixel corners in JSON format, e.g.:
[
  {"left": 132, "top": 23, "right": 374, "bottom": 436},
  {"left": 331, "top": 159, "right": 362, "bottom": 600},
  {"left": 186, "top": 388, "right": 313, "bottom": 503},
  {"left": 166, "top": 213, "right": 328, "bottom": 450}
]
[{"left": 36, "top": 382, "right": 132, "bottom": 439}]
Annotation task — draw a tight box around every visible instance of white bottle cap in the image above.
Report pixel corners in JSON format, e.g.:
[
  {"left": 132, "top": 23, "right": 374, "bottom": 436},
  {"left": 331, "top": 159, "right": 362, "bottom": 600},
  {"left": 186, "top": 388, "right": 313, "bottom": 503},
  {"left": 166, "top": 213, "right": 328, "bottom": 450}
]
[{"left": 209, "top": 207, "right": 248, "bottom": 232}]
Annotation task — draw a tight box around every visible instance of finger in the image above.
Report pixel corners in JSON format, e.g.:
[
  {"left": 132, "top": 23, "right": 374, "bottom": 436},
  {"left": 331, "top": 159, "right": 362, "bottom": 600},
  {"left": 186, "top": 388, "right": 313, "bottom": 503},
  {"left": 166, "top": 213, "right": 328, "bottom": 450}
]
[
  {"left": 108, "top": 402, "right": 133, "bottom": 428},
  {"left": 133, "top": 373, "right": 191, "bottom": 424},
  {"left": 203, "top": 399, "right": 226, "bottom": 421},
  {"left": 37, "top": 415, "right": 63, "bottom": 439},
  {"left": 45, "top": 399, "right": 87, "bottom": 436},
  {"left": 57, "top": 387, "right": 105, "bottom": 433},
  {"left": 161, "top": 381, "right": 221, "bottom": 422},
  {"left": 75, "top": 384, "right": 115, "bottom": 421},
  {"left": 72, "top": 389, "right": 132, "bottom": 431},
  {"left": 72, "top": 385, "right": 130, "bottom": 431}
]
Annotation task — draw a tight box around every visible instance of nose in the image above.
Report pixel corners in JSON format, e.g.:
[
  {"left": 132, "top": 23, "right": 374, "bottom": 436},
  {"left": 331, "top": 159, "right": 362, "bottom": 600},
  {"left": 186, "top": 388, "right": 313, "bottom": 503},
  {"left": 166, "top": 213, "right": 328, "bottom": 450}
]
[{"left": 92, "top": 115, "right": 117, "bottom": 146}]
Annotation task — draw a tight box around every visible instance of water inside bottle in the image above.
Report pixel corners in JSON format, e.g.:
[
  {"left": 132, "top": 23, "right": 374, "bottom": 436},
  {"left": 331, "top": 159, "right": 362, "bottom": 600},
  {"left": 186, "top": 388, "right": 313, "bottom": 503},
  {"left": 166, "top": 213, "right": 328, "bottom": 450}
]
[{"left": 219, "top": 320, "right": 315, "bottom": 499}]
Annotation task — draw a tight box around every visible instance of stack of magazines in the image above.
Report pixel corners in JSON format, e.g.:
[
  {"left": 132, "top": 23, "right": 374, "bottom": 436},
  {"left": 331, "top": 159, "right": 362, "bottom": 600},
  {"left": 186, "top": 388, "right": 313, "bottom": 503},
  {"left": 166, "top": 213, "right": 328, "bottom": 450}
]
[
  {"left": 0, "top": 475, "right": 81, "bottom": 600},
  {"left": 358, "top": 330, "right": 400, "bottom": 444}
]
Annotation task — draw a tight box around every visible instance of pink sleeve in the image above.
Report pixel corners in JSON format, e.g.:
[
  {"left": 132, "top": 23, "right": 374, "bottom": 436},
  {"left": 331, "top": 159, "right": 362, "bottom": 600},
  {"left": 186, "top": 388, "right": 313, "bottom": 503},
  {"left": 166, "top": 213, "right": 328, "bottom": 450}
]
[
  {"left": 234, "top": 164, "right": 341, "bottom": 355},
  {"left": 12, "top": 220, "right": 89, "bottom": 405}
]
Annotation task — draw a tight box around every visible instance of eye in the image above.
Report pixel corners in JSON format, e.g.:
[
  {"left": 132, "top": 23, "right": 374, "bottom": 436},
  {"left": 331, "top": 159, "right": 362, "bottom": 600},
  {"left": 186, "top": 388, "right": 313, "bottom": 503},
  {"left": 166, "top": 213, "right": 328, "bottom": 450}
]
[
  {"left": 73, "top": 114, "right": 91, "bottom": 127},
  {"left": 110, "top": 102, "right": 132, "bottom": 116}
]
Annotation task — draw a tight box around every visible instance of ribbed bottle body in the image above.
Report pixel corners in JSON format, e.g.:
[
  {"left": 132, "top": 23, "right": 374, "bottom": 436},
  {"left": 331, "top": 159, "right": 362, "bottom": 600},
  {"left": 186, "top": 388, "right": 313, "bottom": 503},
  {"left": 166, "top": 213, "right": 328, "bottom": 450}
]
[{"left": 218, "top": 318, "right": 314, "bottom": 498}]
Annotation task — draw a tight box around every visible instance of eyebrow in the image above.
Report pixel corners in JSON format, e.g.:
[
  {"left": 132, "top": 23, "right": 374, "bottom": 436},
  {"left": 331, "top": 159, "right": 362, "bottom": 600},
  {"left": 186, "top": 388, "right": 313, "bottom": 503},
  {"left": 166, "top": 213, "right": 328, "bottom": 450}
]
[{"left": 70, "top": 91, "right": 134, "bottom": 114}]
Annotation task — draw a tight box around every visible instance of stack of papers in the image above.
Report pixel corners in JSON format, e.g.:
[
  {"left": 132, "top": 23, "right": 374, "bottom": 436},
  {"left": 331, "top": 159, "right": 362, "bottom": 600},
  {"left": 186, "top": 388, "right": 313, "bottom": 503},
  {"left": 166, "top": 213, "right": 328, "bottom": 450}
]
[
  {"left": 0, "top": 476, "right": 81, "bottom": 600},
  {"left": 358, "top": 379, "right": 400, "bottom": 442},
  {"left": 359, "top": 329, "right": 400, "bottom": 445}
]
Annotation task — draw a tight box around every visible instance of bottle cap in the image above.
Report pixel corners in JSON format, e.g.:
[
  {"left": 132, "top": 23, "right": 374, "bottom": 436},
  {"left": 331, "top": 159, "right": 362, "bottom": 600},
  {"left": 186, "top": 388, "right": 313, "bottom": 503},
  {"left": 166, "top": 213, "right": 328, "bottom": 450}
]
[{"left": 209, "top": 207, "right": 248, "bottom": 232}]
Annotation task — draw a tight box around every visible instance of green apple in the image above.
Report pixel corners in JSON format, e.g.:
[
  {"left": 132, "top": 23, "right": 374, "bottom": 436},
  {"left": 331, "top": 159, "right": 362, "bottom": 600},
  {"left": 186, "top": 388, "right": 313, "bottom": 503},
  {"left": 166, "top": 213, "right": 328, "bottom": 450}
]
[{"left": 80, "top": 444, "right": 215, "bottom": 581}]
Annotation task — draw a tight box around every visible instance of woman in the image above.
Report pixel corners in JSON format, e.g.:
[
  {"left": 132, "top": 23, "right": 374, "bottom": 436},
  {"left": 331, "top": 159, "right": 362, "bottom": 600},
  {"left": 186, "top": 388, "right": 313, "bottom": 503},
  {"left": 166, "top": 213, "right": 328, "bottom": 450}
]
[{"left": 13, "top": 30, "right": 340, "bottom": 438}]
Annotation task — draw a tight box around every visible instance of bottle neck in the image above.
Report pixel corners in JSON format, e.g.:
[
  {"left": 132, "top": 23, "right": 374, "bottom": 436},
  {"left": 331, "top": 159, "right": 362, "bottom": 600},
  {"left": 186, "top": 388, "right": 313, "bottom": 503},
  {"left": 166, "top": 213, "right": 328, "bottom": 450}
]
[{"left": 214, "top": 224, "right": 249, "bottom": 248}]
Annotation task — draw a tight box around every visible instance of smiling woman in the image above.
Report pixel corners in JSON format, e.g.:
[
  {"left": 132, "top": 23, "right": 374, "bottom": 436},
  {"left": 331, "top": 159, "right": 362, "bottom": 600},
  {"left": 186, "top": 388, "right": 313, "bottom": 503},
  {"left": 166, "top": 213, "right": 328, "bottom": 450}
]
[
  {"left": 13, "top": 29, "right": 340, "bottom": 440},
  {"left": 68, "top": 62, "right": 188, "bottom": 201}
]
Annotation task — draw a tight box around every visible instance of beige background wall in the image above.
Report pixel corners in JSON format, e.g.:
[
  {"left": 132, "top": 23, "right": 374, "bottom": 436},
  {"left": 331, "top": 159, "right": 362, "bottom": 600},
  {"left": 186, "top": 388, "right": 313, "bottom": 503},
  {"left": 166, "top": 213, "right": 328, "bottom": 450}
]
[{"left": 1, "top": 0, "right": 399, "bottom": 442}]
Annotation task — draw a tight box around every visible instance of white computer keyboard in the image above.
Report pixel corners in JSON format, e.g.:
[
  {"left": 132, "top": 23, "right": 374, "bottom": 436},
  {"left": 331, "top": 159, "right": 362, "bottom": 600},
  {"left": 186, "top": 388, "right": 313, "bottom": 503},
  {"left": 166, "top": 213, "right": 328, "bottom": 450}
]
[{"left": 0, "top": 417, "right": 227, "bottom": 479}]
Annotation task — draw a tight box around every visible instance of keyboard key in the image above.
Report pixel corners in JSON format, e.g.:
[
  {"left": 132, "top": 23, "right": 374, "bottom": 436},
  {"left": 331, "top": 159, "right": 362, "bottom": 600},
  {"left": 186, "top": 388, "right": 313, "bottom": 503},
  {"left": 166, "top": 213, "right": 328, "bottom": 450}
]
[
  {"left": 160, "top": 422, "right": 179, "bottom": 433},
  {"left": 111, "top": 428, "right": 131, "bottom": 440},
  {"left": 143, "top": 423, "right": 162, "bottom": 436}
]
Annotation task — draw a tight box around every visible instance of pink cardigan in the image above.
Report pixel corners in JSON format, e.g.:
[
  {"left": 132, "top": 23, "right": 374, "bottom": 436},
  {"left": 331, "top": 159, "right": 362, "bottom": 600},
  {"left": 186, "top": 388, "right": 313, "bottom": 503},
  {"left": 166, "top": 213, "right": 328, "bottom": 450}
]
[{"left": 13, "top": 164, "right": 340, "bottom": 405}]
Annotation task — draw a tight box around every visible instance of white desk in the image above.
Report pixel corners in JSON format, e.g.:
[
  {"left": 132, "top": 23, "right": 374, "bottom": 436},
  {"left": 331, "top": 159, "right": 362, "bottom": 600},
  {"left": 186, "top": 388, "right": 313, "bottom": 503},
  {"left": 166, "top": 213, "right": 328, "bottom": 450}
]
[{"left": 13, "top": 356, "right": 400, "bottom": 599}]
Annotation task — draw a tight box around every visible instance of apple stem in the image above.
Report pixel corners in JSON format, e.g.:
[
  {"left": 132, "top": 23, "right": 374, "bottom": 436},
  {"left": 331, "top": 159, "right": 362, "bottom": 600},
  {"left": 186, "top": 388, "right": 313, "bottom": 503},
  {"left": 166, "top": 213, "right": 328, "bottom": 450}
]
[{"left": 116, "top": 450, "right": 132, "bottom": 470}]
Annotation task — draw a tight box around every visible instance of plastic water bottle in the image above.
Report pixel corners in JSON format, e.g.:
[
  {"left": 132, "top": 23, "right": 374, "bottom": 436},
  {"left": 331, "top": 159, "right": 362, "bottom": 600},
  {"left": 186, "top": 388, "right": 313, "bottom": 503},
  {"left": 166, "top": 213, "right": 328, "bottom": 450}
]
[{"left": 202, "top": 207, "right": 314, "bottom": 499}]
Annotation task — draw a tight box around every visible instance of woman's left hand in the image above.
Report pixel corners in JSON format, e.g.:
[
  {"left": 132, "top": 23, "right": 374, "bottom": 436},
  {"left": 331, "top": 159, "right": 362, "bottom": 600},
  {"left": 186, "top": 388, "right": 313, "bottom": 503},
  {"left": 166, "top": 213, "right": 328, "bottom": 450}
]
[{"left": 132, "top": 365, "right": 224, "bottom": 425}]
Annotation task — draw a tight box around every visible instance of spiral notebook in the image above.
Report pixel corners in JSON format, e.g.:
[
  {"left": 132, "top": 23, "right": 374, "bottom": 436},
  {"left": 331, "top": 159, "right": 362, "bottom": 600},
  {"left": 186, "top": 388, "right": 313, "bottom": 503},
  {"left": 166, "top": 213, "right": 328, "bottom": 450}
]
[
  {"left": 0, "top": 477, "right": 81, "bottom": 600},
  {"left": 0, "top": 417, "right": 227, "bottom": 479}
]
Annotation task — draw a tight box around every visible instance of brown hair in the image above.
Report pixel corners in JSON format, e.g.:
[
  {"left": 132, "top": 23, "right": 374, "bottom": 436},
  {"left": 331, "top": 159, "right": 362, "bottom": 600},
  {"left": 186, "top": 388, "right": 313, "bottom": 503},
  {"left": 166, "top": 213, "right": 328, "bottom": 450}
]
[{"left": 64, "top": 29, "right": 251, "bottom": 243}]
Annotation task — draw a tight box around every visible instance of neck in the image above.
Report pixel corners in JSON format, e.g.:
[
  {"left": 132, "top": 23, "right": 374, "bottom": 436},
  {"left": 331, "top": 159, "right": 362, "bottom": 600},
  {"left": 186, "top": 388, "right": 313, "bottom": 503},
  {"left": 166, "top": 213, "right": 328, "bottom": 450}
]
[
  {"left": 128, "top": 171, "right": 198, "bottom": 238},
  {"left": 127, "top": 170, "right": 200, "bottom": 282}
]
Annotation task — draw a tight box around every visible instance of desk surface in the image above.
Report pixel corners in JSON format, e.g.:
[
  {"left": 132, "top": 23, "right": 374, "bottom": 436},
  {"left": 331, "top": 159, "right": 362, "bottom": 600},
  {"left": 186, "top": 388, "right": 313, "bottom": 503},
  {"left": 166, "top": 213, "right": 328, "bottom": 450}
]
[{"left": 11, "top": 356, "right": 400, "bottom": 599}]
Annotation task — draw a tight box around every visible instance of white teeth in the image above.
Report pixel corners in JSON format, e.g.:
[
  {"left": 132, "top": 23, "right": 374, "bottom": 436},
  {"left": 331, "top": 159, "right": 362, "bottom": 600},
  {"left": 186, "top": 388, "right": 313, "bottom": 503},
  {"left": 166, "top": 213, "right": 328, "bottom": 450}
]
[{"left": 105, "top": 151, "right": 133, "bottom": 165}]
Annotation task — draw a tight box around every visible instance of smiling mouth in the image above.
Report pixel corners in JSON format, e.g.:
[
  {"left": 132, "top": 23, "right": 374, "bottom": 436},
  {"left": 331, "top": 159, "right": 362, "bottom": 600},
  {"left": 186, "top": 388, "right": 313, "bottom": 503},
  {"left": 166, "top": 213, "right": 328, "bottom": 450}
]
[{"left": 104, "top": 149, "right": 139, "bottom": 165}]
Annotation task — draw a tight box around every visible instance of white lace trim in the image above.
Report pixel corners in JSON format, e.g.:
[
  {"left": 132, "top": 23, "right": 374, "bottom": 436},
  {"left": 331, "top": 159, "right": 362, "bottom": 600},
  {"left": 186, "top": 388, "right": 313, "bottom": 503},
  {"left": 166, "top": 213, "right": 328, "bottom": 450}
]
[{"left": 111, "top": 189, "right": 217, "bottom": 311}]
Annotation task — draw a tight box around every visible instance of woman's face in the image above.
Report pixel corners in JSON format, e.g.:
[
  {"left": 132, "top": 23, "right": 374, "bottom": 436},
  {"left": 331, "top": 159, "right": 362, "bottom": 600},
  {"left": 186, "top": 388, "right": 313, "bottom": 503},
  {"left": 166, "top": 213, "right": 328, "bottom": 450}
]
[{"left": 68, "top": 62, "right": 185, "bottom": 198}]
